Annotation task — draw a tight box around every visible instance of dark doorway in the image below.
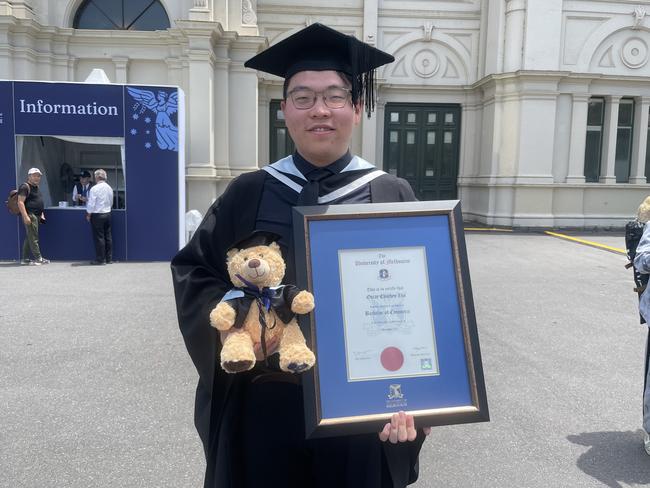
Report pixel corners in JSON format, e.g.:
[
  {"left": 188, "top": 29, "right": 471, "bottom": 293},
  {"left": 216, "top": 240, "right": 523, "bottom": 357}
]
[{"left": 383, "top": 104, "right": 461, "bottom": 200}]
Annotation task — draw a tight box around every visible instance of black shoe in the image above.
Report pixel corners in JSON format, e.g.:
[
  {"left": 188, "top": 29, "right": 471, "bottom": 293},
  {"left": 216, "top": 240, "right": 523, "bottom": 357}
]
[
  {"left": 105, "top": 260, "right": 113, "bottom": 264},
  {"left": 90, "top": 260, "right": 105, "bottom": 265}
]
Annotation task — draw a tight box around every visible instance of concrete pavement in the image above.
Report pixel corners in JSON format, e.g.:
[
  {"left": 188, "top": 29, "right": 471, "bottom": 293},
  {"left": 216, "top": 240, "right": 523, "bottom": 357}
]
[{"left": 1, "top": 230, "right": 649, "bottom": 487}]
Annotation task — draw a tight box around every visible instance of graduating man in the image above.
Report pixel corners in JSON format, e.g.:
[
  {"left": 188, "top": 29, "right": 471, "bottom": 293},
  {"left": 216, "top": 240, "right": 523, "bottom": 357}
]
[{"left": 172, "top": 23, "right": 428, "bottom": 488}]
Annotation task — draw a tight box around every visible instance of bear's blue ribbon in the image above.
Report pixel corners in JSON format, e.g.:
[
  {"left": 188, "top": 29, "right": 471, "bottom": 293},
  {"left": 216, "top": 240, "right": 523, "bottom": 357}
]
[{"left": 235, "top": 274, "right": 276, "bottom": 311}]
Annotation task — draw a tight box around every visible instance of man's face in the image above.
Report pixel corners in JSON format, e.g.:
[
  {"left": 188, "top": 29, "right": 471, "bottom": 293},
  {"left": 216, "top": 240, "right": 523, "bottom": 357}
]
[
  {"left": 28, "top": 173, "right": 41, "bottom": 185},
  {"left": 81, "top": 176, "right": 90, "bottom": 185},
  {"left": 281, "top": 70, "right": 362, "bottom": 167}
]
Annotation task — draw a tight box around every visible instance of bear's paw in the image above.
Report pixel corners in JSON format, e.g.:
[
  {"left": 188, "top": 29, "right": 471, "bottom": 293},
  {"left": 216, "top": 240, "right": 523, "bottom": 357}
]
[{"left": 291, "top": 290, "right": 315, "bottom": 314}]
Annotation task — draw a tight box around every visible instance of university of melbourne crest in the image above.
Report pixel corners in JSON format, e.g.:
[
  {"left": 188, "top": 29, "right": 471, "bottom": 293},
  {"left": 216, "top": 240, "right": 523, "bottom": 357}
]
[
  {"left": 378, "top": 268, "right": 390, "bottom": 280},
  {"left": 386, "top": 383, "right": 407, "bottom": 408},
  {"left": 388, "top": 384, "right": 403, "bottom": 399}
]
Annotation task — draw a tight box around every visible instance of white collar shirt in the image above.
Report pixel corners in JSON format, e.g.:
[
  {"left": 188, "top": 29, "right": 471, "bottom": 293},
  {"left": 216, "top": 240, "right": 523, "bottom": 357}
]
[{"left": 86, "top": 181, "right": 113, "bottom": 214}]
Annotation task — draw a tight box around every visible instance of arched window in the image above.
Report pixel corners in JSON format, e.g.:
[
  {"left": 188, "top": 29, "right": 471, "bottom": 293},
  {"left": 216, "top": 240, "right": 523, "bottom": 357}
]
[{"left": 73, "top": 0, "right": 170, "bottom": 31}]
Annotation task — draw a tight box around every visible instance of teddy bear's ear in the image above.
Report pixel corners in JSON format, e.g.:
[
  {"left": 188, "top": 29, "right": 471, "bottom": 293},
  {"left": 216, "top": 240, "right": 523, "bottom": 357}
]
[
  {"left": 226, "top": 248, "right": 239, "bottom": 260},
  {"left": 269, "top": 242, "right": 281, "bottom": 254}
]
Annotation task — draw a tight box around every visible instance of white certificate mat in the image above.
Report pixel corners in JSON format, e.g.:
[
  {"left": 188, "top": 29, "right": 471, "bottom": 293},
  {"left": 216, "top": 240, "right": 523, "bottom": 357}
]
[{"left": 338, "top": 246, "right": 440, "bottom": 381}]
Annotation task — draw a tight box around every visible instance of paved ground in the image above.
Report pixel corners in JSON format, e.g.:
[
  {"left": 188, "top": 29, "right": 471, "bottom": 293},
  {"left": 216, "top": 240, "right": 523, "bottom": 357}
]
[{"left": 2, "top": 230, "right": 650, "bottom": 487}]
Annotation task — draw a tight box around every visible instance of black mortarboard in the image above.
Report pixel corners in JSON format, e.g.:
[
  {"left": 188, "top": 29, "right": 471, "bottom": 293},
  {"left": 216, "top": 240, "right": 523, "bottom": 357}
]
[
  {"left": 229, "top": 230, "right": 282, "bottom": 251},
  {"left": 80, "top": 170, "right": 91, "bottom": 177},
  {"left": 244, "top": 23, "right": 394, "bottom": 117}
]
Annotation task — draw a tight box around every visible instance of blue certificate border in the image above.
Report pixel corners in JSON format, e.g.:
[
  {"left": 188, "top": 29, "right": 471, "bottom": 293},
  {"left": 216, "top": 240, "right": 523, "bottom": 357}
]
[{"left": 293, "top": 201, "right": 489, "bottom": 438}]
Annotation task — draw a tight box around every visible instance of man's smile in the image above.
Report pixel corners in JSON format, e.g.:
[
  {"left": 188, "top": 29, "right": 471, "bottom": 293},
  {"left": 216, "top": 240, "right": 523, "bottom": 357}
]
[{"left": 308, "top": 125, "right": 335, "bottom": 133}]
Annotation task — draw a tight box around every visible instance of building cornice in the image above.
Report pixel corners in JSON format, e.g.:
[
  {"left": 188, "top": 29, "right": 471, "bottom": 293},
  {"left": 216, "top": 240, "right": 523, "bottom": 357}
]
[
  {"left": 257, "top": 5, "right": 363, "bottom": 17},
  {"left": 377, "top": 9, "right": 480, "bottom": 21}
]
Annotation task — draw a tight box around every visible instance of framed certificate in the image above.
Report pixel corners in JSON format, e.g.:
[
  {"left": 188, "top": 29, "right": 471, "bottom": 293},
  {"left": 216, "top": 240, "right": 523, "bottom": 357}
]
[{"left": 293, "top": 200, "right": 488, "bottom": 438}]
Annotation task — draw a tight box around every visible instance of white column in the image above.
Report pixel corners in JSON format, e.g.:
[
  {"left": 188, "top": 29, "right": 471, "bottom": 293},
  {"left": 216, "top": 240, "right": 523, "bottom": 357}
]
[
  {"left": 565, "top": 93, "right": 589, "bottom": 183},
  {"left": 187, "top": 47, "right": 216, "bottom": 174},
  {"left": 375, "top": 98, "right": 386, "bottom": 166},
  {"left": 165, "top": 58, "right": 184, "bottom": 88},
  {"left": 363, "top": 0, "right": 378, "bottom": 46},
  {"left": 458, "top": 101, "right": 479, "bottom": 179},
  {"left": 599, "top": 95, "right": 620, "bottom": 184},
  {"left": 228, "top": 40, "right": 261, "bottom": 172},
  {"left": 360, "top": 0, "right": 379, "bottom": 163},
  {"left": 258, "top": 85, "right": 270, "bottom": 166},
  {"left": 503, "top": 0, "right": 525, "bottom": 72},
  {"left": 361, "top": 111, "right": 378, "bottom": 163},
  {"left": 112, "top": 57, "right": 129, "bottom": 84},
  {"left": 630, "top": 96, "right": 650, "bottom": 184},
  {"left": 213, "top": 41, "right": 231, "bottom": 173}
]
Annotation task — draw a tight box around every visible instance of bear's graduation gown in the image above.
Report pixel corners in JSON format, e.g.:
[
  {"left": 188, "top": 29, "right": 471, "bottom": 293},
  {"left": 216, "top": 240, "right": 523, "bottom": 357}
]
[{"left": 171, "top": 167, "right": 425, "bottom": 488}]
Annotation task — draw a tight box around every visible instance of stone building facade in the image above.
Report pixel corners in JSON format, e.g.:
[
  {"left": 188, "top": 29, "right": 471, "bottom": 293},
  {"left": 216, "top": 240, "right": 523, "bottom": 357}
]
[{"left": 2, "top": 0, "right": 650, "bottom": 227}]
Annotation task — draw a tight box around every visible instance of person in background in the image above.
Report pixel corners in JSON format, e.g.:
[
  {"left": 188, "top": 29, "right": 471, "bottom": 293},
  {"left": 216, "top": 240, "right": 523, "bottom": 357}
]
[
  {"left": 17, "top": 167, "right": 49, "bottom": 266},
  {"left": 85, "top": 169, "right": 114, "bottom": 265},
  {"left": 72, "top": 170, "right": 93, "bottom": 207},
  {"left": 633, "top": 196, "right": 650, "bottom": 455}
]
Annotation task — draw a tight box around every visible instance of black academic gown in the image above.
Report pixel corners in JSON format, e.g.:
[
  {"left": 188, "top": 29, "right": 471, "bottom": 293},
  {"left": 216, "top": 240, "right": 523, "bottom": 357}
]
[{"left": 171, "top": 169, "right": 424, "bottom": 488}]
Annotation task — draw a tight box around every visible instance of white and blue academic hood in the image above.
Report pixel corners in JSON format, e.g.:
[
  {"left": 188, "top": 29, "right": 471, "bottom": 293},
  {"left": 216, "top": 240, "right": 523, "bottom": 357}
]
[{"left": 0, "top": 80, "right": 185, "bottom": 261}]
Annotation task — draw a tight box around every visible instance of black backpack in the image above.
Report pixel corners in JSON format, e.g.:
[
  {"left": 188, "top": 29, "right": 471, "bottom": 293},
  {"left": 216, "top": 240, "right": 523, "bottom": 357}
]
[{"left": 625, "top": 219, "right": 649, "bottom": 324}]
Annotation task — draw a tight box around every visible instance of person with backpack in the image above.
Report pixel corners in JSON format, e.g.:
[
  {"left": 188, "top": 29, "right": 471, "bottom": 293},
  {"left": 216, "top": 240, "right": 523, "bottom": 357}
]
[
  {"left": 630, "top": 196, "right": 650, "bottom": 454},
  {"left": 17, "top": 167, "right": 49, "bottom": 266}
]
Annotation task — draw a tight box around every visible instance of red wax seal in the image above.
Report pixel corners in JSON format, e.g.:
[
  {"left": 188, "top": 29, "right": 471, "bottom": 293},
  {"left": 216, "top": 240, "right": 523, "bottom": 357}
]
[{"left": 380, "top": 347, "right": 404, "bottom": 371}]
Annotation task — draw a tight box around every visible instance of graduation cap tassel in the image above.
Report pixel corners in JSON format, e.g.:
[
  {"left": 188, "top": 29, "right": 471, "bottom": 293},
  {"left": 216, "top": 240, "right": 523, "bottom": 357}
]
[
  {"left": 358, "top": 37, "right": 374, "bottom": 118},
  {"left": 365, "top": 69, "right": 376, "bottom": 118}
]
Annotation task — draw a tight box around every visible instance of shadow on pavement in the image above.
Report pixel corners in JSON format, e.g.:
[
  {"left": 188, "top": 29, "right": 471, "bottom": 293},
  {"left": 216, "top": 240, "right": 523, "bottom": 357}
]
[{"left": 567, "top": 430, "right": 650, "bottom": 488}]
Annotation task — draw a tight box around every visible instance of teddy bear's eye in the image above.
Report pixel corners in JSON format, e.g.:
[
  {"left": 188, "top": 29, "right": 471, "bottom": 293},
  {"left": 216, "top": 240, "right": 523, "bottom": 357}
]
[
  {"left": 243, "top": 257, "right": 249, "bottom": 261},
  {"left": 258, "top": 253, "right": 263, "bottom": 258}
]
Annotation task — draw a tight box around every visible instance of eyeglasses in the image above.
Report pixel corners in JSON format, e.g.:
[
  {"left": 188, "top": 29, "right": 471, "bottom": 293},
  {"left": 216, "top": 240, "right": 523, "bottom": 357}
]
[{"left": 287, "top": 87, "right": 351, "bottom": 110}]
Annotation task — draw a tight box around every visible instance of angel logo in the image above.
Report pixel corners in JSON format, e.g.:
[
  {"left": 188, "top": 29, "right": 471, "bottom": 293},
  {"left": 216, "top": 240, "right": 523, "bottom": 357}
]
[
  {"left": 127, "top": 87, "right": 178, "bottom": 151},
  {"left": 388, "top": 384, "right": 403, "bottom": 400},
  {"left": 378, "top": 268, "right": 390, "bottom": 280}
]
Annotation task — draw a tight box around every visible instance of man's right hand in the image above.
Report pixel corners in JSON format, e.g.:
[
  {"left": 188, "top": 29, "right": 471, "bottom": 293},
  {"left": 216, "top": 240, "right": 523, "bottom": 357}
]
[{"left": 22, "top": 216, "right": 30, "bottom": 226}]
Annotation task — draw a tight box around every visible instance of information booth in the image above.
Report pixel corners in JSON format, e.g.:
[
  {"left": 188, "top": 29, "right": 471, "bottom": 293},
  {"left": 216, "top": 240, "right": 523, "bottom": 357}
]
[{"left": 0, "top": 80, "right": 184, "bottom": 262}]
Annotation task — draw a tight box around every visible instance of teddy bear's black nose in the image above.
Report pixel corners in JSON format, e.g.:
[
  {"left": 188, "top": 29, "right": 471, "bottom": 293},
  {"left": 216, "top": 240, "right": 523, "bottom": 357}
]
[{"left": 248, "top": 259, "right": 260, "bottom": 268}]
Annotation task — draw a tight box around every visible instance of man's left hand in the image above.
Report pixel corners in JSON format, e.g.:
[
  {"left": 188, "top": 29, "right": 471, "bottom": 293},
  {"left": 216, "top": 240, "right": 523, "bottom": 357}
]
[
  {"left": 378, "top": 411, "right": 431, "bottom": 443},
  {"left": 86, "top": 213, "right": 91, "bottom": 222}
]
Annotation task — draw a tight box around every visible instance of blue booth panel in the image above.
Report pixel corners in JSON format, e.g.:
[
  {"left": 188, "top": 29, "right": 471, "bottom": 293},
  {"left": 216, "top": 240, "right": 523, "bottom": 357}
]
[
  {"left": 1, "top": 81, "right": 183, "bottom": 262},
  {"left": 20, "top": 209, "right": 126, "bottom": 261}
]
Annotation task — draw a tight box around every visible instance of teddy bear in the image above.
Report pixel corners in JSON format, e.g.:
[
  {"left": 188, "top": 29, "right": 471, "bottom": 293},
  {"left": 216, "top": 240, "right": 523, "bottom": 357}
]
[{"left": 209, "top": 232, "right": 316, "bottom": 374}]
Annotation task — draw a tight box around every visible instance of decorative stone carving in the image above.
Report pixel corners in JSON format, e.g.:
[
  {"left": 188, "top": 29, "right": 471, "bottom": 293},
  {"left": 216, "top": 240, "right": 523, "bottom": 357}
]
[
  {"left": 621, "top": 37, "right": 649, "bottom": 68},
  {"left": 423, "top": 22, "right": 434, "bottom": 42},
  {"left": 193, "top": 0, "right": 207, "bottom": 7},
  {"left": 412, "top": 49, "right": 439, "bottom": 78},
  {"left": 633, "top": 6, "right": 646, "bottom": 29},
  {"left": 242, "top": 0, "right": 257, "bottom": 25}
]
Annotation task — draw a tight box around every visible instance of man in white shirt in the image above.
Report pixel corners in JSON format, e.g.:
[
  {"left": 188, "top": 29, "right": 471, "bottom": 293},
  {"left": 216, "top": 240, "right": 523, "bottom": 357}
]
[{"left": 85, "top": 169, "right": 114, "bottom": 265}]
